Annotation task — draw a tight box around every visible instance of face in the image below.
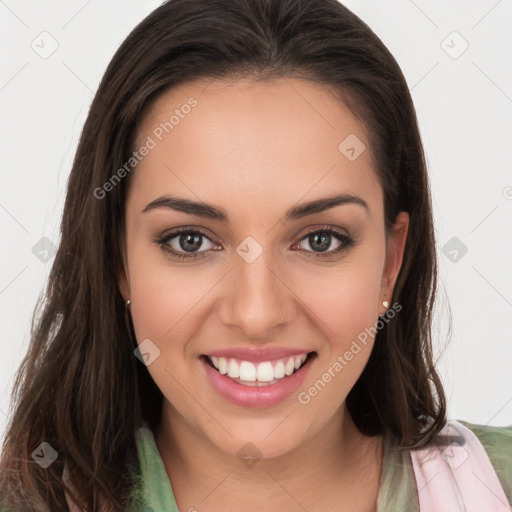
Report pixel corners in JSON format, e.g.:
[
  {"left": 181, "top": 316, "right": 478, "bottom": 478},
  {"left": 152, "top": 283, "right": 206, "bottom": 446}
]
[{"left": 119, "top": 77, "right": 409, "bottom": 459}]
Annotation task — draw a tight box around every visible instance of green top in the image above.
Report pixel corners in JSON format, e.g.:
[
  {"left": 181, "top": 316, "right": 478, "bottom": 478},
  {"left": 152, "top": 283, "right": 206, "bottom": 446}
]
[{"left": 129, "top": 419, "right": 512, "bottom": 511}]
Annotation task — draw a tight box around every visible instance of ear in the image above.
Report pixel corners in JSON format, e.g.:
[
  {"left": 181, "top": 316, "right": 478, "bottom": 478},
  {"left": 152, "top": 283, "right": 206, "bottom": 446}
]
[{"left": 380, "top": 211, "right": 409, "bottom": 310}]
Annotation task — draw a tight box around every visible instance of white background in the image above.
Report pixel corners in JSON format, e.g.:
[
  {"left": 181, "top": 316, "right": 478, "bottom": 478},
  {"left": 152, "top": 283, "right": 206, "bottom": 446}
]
[{"left": 1, "top": 0, "right": 511, "bottom": 441}]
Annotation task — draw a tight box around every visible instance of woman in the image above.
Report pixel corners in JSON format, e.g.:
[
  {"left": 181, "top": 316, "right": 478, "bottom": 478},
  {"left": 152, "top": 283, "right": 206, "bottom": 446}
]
[{"left": 1, "top": 0, "right": 510, "bottom": 510}]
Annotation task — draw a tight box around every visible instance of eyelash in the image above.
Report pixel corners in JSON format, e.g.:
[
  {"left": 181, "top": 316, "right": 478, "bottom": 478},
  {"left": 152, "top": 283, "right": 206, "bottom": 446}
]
[{"left": 154, "top": 225, "right": 356, "bottom": 261}]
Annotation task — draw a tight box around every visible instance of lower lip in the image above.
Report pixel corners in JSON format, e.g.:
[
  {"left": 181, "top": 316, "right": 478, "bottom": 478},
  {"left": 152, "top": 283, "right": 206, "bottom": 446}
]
[{"left": 201, "top": 355, "right": 315, "bottom": 408}]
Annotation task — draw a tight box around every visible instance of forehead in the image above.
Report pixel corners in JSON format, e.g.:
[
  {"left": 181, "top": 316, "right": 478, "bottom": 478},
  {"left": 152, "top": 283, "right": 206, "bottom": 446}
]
[{"left": 129, "top": 77, "right": 382, "bottom": 218}]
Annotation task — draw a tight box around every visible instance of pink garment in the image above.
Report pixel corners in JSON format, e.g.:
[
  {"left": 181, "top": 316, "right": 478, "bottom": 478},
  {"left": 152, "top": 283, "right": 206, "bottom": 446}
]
[{"left": 410, "top": 419, "right": 511, "bottom": 511}]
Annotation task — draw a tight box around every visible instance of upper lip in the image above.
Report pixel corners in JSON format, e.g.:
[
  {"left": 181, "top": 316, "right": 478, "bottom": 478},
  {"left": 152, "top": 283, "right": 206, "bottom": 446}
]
[{"left": 203, "top": 346, "right": 313, "bottom": 363}]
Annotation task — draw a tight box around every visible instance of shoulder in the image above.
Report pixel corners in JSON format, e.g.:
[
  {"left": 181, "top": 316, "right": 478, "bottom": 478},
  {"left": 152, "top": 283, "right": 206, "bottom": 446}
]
[{"left": 456, "top": 418, "right": 512, "bottom": 505}]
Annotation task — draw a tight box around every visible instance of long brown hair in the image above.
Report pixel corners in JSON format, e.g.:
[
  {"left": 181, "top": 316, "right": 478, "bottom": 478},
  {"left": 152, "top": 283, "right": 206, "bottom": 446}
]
[{"left": 0, "top": 0, "right": 446, "bottom": 509}]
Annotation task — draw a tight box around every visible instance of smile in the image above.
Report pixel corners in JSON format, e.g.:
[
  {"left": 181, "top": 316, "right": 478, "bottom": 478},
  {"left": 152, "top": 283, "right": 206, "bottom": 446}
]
[
  {"left": 200, "top": 351, "right": 317, "bottom": 407},
  {"left": 206, "top": 353, "right": 309, "bottom": 385}
]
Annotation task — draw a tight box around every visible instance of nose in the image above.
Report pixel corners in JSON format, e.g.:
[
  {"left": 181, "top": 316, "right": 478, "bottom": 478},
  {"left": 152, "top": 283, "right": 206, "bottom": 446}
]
[{"left": 219, "top": 248, "right": 295, "bottom": 341}]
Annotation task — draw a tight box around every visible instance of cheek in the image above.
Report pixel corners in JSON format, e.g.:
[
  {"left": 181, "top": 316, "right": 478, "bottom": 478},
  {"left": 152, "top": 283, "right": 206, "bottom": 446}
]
[
  {"left": 125, "top": 233, "right": 201, "bottom": 341},
  {"left": 129, "top": 277, "right": 175, "bottom": 343},
  {"left": 126, "top": 239, "right": 182, "bottom": 346},
  {"left": 127, "top": 261, "right": 201, "bottom": 409},
  {"left": 299, "top": 275, "right": 380, "bottom": 391},
  {"left": 295, "top": 270, "right": 383, "bottom": 431},
  {"left": 296, "top": 251, "right": 384, "bottom": 347},
  {"left": 127, "top": 249, "right": 215, "bottom": 370},
  {"left": 293, "top": 242, "right": 385, "bottom": 412}
]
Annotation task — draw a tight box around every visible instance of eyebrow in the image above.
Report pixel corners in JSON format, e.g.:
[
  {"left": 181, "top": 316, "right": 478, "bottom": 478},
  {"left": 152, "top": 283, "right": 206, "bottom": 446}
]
[{"left": 142, "top": 193, "right": 369, "bottom": 222}]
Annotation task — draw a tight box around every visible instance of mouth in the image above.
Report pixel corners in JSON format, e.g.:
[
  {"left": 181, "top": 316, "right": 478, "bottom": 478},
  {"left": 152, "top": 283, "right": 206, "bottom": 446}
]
[
  {"left": 201, "top": 351, "right": 317, "bottom": 386},
  {"left": 200, "top": 351, "right": 317, "bottom": 407}
]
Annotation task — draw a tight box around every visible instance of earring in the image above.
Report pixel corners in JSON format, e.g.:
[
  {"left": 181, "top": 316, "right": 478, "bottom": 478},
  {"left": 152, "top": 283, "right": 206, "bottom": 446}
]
[
  {"left": 382, "top": 300, "right": 389, "bottom": 308},
  {"left": 125, "top": 299, "right": 131, "bottom": 308}
]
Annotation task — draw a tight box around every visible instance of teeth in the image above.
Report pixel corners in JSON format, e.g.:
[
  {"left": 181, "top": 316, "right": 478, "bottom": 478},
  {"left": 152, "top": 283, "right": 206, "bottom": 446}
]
[
  {"left": 239, "top": 361, "right": 256, "bottom": 381},
  {"left": 207, "top": 353, "right": 310, "bottom": 383},
  {"left": 274, "top": 360, "right": 285, "bottom": 378},
  {"left": 256, "top": 362, "right": 274, "bottom": 382},
  {"left": 218, "top": 357, "right": 228, "bottom": 375},
  {"left": 285, "top": 357, "right": 295, "bottom": 375},
  {"left": 227, "top": 359, "right": 240, "bottom": 378}
]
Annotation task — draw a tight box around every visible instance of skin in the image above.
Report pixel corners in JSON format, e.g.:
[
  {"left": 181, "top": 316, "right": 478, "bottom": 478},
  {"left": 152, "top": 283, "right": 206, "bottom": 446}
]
[{"left": 119, "top": 76, "right": 409, "bottom": 512}]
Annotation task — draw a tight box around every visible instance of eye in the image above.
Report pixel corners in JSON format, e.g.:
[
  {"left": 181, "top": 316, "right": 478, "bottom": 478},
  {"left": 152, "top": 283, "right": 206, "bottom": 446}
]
[
  {"left": 155, "top": 225, "right": 356, "bottom": 262},
  {"left": 292, "top": 226, "right": 355, "bottom": 257},
  {"left": 155, "top": 227, "right": 220, "bottom": 261}
]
